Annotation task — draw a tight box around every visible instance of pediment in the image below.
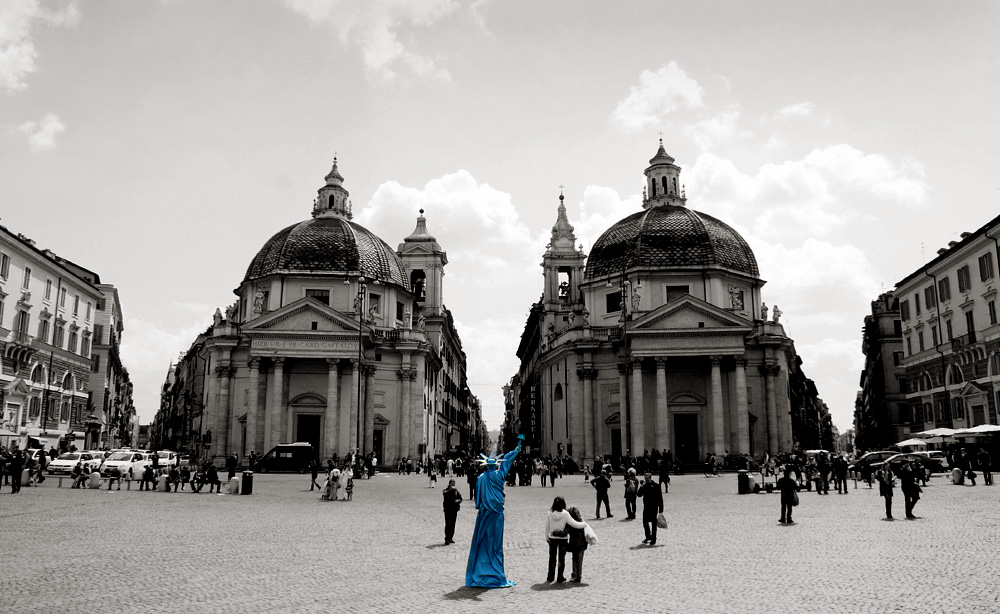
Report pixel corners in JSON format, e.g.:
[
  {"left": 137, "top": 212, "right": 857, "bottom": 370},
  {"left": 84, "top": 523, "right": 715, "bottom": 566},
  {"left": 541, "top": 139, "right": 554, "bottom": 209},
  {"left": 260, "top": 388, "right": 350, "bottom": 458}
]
[
  {"left": 630, "top": 296, "right": 751, "bottom": 332},
  {"left": 604, "top": 411, "right": 621, "bottom": 425},
  {"left": 959, "top": 381, "right": 988, "bottom": 397},
  {"left": 669, "top": 392, "right": 705, "bottom": 405},
  {"left": 244, "top": 297, "right": 362, "bottom": 334},
  {"left": 4, "top": 377, "right": 31, "bottom": 396}
]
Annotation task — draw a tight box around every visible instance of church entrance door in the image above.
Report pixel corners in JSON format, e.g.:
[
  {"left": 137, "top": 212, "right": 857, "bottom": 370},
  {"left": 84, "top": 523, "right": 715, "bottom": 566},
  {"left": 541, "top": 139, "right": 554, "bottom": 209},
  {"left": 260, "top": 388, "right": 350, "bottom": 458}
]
[
  {"left": 674, "top": 414, "right": 699, "bottom": 466},
  {"left": 610, "top": 429, "right": 621, "bottom": 458},
  {"left": 296, "top": 414, "right": 321, "bottom": 460},
  {"left": 373, "top": 429, "right": 383, "bottom": 464}
]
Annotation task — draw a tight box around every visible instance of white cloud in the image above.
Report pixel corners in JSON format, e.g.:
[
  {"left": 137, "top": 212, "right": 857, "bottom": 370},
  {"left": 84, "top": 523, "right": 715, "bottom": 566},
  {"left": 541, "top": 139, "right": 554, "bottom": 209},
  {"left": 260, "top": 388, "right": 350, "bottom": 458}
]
[
  {"left": 280, "top": 0, "right": 459, "bottom": 81},
  {"left": 611, "top": 62, "right": 704, "bottom": 131},
  {"left": 682, "top": 108, "right": 749, "bottom": 151},
  {"left": 17, "top": 112, "right": 66, "bottom": 151},
  {"left": 760, "top": 101, "right": 815, "bottom": 124},
  {"left": 0, "top": 0, "right": 80, "bottom": 93}
]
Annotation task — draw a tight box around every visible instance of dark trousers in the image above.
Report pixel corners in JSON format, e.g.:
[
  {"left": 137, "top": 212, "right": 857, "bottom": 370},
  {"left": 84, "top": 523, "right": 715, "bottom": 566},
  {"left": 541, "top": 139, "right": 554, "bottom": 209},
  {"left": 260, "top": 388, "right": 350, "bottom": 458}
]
[
  {"left": 468, "top": 484, "right": 475, "bottom": 501},
  {"left": 10, "top": 470, "right": 22, "bottom": 492},
  {"left": 228, "top": 469, "right": 236, "bottom": 480},
  {"left": 642, "top": 510, "right": 658, "bottom": 543},
  {"left": 595, "top": 492, "right": 611, "bottom": 517},
  {"left": 444, "top": 510, "right": 457, "bottom": 542},
  {"left": 107, "top": 477, "right": 121, "bottom": 490},
  {"left": 780, "top": 501, "right": 793, "bottom": 522},
  {"left": 625, "top": 494, "right": 637, "bottom": 519},
  {"left": 902, "top": 490, "right": 918, "bottom": 517},
  {"left": 837, "top": 475, "right": 848, "bottom": 493},
  {"left": 547, "top": 539, "right": 567, "bottom": 581},
  {"left": 659, "top": 476, "right": 669, "bottom": 493},
  {"left": 570, "top": 549, "right": 585, "bottom": 581},
  {"left": 984, "top": 470, "right": 993, "bottom": 485},
  {"left": 883, "top": 495, "right": 893, "bottom": 518}
]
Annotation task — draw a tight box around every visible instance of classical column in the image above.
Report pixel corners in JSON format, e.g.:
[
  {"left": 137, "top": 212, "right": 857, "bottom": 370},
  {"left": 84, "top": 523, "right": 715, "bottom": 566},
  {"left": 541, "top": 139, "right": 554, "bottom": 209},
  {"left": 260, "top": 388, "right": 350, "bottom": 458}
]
[
  {"left": 246, "top": 358, "right": 261, "bottom": 456},
  {"left": 325, "top": 358, "right": 340, "bottom": 461},
  {"left": 267, "top": 358, "right": 285, "bottom": 452},
  {"left": 349, "top": 358, "right": 360, "bottom": 453},
  {"left": 398, "top": 364, "right": 415, "bottom": 461},
  {"left": 216, "top": 364, "right": 234, "bottom": 456},
  {"left": 776, "top": 363, "right": 792, "bottom": 453},
  {"left": 735, "top": 357, "right": 749, "bottom": 454},
  {"left": 655, "top": 358, "right": 669, "bottom": 453},
  {"left": 577, "top": 367, "right": 596, "bottom": 461},
  {"left": 363, "top": 364, "right": 377, "bottom": 456},
  {"left": 631, "top": 358, "right": 645, "bottom": 455},
  {"left": 763, "top": 364, "right": 780, "bottom": 454},
  {"left": 410, "top": 354, "right": 426, "bottom": 456},
  {"left": 710, "top": 355, "right": 725, "bottom": 456},
  {"left": 618, "top": 363, "right": 629, "bottom": 456}
]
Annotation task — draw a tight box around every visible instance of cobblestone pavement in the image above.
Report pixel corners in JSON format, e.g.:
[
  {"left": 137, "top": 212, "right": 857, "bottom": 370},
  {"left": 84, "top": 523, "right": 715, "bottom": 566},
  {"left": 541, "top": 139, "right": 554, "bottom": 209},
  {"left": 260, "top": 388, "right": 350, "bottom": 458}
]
[{"left": 1, "top": 470, "right": 998, "bottom": 614}]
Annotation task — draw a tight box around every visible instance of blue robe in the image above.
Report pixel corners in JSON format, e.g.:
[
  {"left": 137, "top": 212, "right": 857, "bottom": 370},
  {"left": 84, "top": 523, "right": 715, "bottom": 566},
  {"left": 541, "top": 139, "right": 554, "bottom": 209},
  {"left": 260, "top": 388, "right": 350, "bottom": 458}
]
[{"left": 465, "top": 441, "right": 521, "bottom": 588}]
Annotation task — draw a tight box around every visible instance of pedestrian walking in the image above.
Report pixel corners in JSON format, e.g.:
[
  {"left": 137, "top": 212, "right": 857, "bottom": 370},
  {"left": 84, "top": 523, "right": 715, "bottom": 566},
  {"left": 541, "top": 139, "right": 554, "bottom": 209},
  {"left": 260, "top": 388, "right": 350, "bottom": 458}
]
[
  {"left": 896, "top": 461, "right": 921, "bottom": 519},
  {"left": 345, "top": 474, "right": 354, "bottom": 501},
  {"left": 206, "top": 463, "right": 221, "bottom": 493},
  {"left": 9, "top": 449, "right": 24, "bottom": 493},
  {"left": 428, "top": 460, "right": 438, "bottom": 488},
  {"left": 777, "top": 467, "right": 799, "bottom": 524},
  {"left": 466, "top": 463, "right": 478, "bottom": 501},
  {"left": 638, "top": 472, "right": 663, "bottom": 544},
  {"left": 544, "top": 495, "right": 587, "bottom": 583},
  {"left": 443, "top": 479, "right": 463, "bottom": 544},
  {"left": 309, "top": 459, "right": 321, "bottom": 491},
  {"left": 180, "top": 464, "right": 191, "bottom": 491},
  {"left": 623, "top": 468, "right": 639, "bottom": 519},
  {"left": 658, "top": 456, "right": 671, "bottom": 493},
  {"left": 876, "top": 465, "right": 894, "bottom": 520},
  {"left": 590, "top": 469, "right": 613, "bottom": 518},
  {"left": 548, "top": 461, "right": 558, "bottom": 488},
  {"left": 979, "top": 450, "right": 993, "bottom": 486},
  {"left": 226, "top": 453, "right": 238, "bottom": 481}
]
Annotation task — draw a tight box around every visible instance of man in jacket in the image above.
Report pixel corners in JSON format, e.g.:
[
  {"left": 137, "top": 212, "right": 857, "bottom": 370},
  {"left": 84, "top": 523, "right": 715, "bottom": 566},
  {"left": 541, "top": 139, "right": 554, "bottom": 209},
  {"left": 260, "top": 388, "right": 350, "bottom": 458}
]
[
  {"left": 590, "top": 469, "right": 613, "bottom": 519},
  {"left": 442, "top": 479, "right": 463, "bottom": 544},
  {"left": 638, "top": 472, "right": 664, "bottom": 544}
]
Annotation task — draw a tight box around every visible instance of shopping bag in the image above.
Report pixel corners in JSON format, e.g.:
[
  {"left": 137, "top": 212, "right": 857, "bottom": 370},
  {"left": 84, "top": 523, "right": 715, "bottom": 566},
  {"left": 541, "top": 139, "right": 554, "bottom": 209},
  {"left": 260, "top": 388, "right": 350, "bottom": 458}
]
[
  {"left": 584, "top": 524, "right": 599, "bottom": 545},
  {"left": 655, "top": 513, "right": 667, "bottom": 529},
  {"left": 791, "top": 491, "right": 799, "bottom": 506}
]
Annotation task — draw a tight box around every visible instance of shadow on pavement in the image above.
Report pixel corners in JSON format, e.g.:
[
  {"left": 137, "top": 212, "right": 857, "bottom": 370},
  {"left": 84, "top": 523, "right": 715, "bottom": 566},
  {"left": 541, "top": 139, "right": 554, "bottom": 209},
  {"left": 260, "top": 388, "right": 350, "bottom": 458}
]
[
  {"left": 425, "top": 543, "right": 449, "bottom": 549},
  {"left": 443, "top": 587, "right": 490, "bottom": 601},
  {"left": 628, "top": 543, "right": 663, "bottom": 550},
  {"left": 529, "top": 582, "right": 587, "bottom": 591}
]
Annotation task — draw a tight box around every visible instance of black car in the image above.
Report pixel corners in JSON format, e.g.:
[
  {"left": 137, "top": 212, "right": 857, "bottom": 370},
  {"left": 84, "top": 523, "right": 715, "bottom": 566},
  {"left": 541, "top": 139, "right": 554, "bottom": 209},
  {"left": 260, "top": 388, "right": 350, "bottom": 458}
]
[
  {"left": 254, "top": 443, "right": 314, "bottom": 473},
  {"left": 848, "top": 450, "right": 898, "bottom": 474},
  {"left": 883, "top": 453, "right": 944, "bottom": 476}
]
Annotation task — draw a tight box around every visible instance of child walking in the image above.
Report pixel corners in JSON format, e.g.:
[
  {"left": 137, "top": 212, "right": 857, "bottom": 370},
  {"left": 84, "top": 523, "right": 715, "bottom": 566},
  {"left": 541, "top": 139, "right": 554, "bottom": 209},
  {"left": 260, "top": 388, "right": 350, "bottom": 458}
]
[{"left": 345, "top": 475, "right": 354, "bottom": 501}]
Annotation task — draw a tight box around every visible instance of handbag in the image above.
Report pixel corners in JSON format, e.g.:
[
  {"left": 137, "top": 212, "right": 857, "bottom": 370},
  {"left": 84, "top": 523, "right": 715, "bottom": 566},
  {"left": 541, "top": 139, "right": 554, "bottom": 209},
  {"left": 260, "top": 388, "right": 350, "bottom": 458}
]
[
  {"left": 791, "top": 491, "right": 799, "bottom": 506},
  {"left": 655, "top": 513, "right": 667, "bottom": 529},
  {"left": 584, "top": 524, "right": 599, "bottom": 545}
]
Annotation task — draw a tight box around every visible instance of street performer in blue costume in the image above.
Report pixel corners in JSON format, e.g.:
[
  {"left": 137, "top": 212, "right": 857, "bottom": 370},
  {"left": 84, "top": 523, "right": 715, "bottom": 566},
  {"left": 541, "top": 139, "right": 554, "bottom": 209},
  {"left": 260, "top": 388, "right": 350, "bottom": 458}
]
[{"left": 466, "top": 433, "right": 523, "bottom": 588}]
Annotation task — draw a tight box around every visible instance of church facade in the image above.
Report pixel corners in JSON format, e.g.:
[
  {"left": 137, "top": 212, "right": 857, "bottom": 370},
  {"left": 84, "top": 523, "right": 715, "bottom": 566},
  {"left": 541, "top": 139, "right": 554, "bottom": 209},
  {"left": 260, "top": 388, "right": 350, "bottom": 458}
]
[
  {"left": 155, "top": 160, "right": 486, "bottom": 465},
  {"left": 504, "top": 143, "right": 825, "bottom": 464}
]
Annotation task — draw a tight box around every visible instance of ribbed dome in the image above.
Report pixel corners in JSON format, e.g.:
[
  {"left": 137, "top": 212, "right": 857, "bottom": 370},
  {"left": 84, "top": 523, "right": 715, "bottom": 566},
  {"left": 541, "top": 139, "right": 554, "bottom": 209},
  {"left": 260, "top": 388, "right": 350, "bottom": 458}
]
[
  {"left": 584, "top": 205, "right": 758, "bottom": 280},
  {"left": 244, "top": 217, "right": 409, "bottom": 288}
]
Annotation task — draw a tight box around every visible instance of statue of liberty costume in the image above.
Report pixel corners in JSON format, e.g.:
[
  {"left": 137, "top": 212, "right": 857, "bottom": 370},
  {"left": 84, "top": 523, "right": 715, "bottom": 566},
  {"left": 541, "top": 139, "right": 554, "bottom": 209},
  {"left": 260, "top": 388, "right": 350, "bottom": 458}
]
[{"left": 465, "top": 434, "right": 523, "bottom": 588}]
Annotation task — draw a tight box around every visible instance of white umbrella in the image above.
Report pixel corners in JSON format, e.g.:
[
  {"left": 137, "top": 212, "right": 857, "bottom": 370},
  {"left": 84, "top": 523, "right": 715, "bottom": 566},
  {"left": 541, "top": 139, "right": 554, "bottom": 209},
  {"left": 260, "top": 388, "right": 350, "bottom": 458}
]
[
  {"left": 957, "top": 424, "right": 1000, "bottom": 434},
  {"left": 896, "top": 438, "right": 928, "bottom": 447},
  {"left": 914, "top": 427, "right": 958, "bottom": 438}
]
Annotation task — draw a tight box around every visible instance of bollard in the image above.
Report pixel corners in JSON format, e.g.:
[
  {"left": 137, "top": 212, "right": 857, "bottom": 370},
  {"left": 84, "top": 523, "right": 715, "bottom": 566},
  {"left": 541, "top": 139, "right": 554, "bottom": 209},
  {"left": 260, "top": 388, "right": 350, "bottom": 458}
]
[{"left": 228, "top": 476, "right": 240, "bottom": 494}]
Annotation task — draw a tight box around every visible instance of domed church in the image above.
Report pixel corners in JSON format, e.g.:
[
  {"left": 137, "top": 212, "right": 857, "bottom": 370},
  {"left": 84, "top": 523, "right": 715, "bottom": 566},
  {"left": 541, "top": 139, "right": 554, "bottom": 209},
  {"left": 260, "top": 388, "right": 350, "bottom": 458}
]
[
  {"left": 156, "top": 159, "right": 485, "bottom": 466},
  {"left": 505, "top": 142, "right": 822, "bottom": 464}
]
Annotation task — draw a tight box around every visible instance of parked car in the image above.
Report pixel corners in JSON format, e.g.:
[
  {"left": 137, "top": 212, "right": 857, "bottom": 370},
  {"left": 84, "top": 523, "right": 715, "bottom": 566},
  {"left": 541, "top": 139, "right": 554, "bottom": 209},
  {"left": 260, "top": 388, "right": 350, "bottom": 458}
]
[
  {"left": 84, "top": 451, "right": 107, "bottom": 471},
  {"left": 47, "top": 452, "right": 101, "bottom": 475},
  {"left": 254, "top": 442, "right": 314, "bottom": 473},
  {"left": 914, "top": 450, "right": 949, "bottom": 471},
  {"left": 152, "top": 450, "right": 178, "bottom": 470},
  {"left": 888, "top": 452, "right": 945, "bottom": 475},
  {"left": 100, "top": 451, "right": 149, "bottom": 479},
  {"left": 848, "top": 451, "right": 898, "bottom": 474}
]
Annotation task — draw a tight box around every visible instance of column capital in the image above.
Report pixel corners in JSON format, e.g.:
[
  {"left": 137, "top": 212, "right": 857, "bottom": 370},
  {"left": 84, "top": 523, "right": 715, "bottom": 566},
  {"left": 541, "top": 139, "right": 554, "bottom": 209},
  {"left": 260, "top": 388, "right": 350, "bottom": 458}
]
[
  {"left": 326, "top": 357, "right": 340, "bottom": 370},
  {"left": 215, "top": 365, "right": 236, "bottom": 378},
  {"left": 630, "top": 357, "right": 643, "bottom": 369},
  {"left": 397, "top": 367, "right": 418, "bottom": 381},
  {"left": 272, "top": 357, "right": 285, "bottom": 369},
  {"left": 576, "top": 367, "right": 598, "bottom": 380},
  {"left": 349, "top": 358, "right": 360, "bottom": 369},
  {"left": 710, "top": 355, "right": 723, "bottom": 367},
  {"left": 655, "top": 357, "right": 667, "bottom": 368},
  {"left": 761, "top": 363, "right": 780, "bottom": 376},
  {"left": 362, "top": 364, "right": 378, "bottom": 377},
  {"left": 734, "top": 356, "right": 747, "bottom": 368},
  {"left": 247, "top": 357, "right": 260, "bottom": 369}
]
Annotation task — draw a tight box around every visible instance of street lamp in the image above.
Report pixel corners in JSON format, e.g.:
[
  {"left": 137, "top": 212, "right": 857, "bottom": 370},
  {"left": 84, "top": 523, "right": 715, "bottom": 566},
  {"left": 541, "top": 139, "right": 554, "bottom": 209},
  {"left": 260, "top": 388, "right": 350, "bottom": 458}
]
[{"left": 346, "top": 275, "right": 379, "bottom": 457}]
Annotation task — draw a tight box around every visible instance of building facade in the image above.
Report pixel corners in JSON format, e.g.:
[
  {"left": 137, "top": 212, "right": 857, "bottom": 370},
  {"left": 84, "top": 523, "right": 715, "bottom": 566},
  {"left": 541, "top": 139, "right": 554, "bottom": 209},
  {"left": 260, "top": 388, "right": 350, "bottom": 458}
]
[
  {"left": 504, "top": 143, "right": 828, "bottom": 463},
  {"left": 854, "top": 292, "right": 906, "bottom": 451},
  {"left": 0, "top": 226, "right": 108, "bottom": 451},
  {"left": 155, "top": 159, "right": 484, "bottom": 465},
  {"left": 895, "top": 214, "right": 1000, "bottom": 435}
]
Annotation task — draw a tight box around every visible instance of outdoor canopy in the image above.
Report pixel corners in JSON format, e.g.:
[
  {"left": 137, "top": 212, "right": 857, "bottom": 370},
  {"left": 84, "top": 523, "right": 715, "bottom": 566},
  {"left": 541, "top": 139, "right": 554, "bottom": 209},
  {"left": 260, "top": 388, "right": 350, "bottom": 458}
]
[{"left": 895, "top": 438, "right": 928, "bottom": 447}]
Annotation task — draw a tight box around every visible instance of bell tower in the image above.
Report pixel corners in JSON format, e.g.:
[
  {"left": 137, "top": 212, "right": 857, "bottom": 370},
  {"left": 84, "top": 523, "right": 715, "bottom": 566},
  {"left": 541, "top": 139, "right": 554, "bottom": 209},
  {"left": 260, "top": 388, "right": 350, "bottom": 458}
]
[
  {"left": 398, "top": 209, "right": 447, "bottom": 317},
  {"left": 642, "top": 138, "right": 686, "bottom": 209},
  {"left": 542, "top": 191, "right": 586, "bottom": 312}
]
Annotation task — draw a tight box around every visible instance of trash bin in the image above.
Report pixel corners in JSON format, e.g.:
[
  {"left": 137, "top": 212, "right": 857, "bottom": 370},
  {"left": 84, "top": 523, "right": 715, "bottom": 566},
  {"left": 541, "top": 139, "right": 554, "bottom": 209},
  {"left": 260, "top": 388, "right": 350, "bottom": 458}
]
[
  {"left": 228, "top": 476, "right": 240, "bottom": 494},
  {"left": 737, "top": 470, "right": 749, "bottom": 494},
  {"left": 241, "top": 471, "right": 253, "bottom": 495}
]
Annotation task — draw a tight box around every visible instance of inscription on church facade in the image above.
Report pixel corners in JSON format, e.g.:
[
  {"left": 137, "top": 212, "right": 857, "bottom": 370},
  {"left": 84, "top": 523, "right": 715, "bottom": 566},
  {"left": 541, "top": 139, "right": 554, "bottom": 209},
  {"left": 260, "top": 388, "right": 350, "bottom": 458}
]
[{"left": 252, "top": 339, "right": 359, "bottom": 352}]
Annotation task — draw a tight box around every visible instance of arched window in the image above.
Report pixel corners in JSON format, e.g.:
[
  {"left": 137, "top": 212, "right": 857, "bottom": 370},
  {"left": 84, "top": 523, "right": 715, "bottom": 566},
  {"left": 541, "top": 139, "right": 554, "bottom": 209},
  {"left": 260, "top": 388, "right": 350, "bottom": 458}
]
[
  {"left": 661, "top": 176, "right": 668, "bottom": 193},
  {"left": 673, "top": 177, "right": 678, "bottom": 194},
  {"left": 410, "top": 270, "right": 427, "bottom": 300},
  {"left": 553, "top": 383, "right": 563, "bottom": 402},
  {"left": 28, "top": 396, "right": 40, "bottom": 418},
  {"left": 991, "top": 353, "right": 1000, "bottom": 377},
  {"left": 30, "top": 364, "right": 45, "bottom": 384},
  {"left": 650, "top": 179, "right": 657, "bottom": 198},
  {"left": 62, "top": 372, "right": 74, "bottom": 391},
  {"left": 922, "top": 403, "right": 932, "bottom": 423},
  {"left": 921, "top": 372, "right": 932, "bottom": 391},
  {"left": 328, "top": 195, "right": 335, "bottom": 209},
  {"left": 948, "top": 364, "right": 964, "bottom": 386},
  {"left": 59, "top": 401, "right": 70, "bottom": 422}
]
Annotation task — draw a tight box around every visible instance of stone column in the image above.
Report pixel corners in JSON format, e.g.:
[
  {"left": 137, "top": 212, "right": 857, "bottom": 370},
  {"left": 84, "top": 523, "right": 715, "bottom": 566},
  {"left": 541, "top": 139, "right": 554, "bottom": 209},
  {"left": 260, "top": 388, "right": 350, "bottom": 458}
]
[
  {"left": 325, "top": 358, "right": 339, "bottom": 461},
  {"left": 631, "top": 358, "right": 645, "bottom": 455},
  {"left": 267, "top": 358, "right": 284, "bottom": 452},
  {"left": 349, "top": 359, "right": 360, "bottom": 454},
  {"left": 216, "top": 364, "right": 234, "bottom": 456},
  {"left": 711, "top": 355, "right": 725, "bottom": 456},
  {"left": 398, "top": 364, "right": 414, "bottom": 461},
  {"left": 655, "top": 358, "right": 669, "bottom": 453},
  {"left": 776, "top": 363, "right": 792, "bottom": 453},
  {"left": 618, "top": 363, "right": 629, "bottom": 456},
  {"left": 577, "top": 367, "right": 596, "bottom": 461},
  {"left": 735, "top": 357, "right": 749, "bottom": 454},
  {"left": 363, "top": 364, "right": 377, "bottom": 456},
  {"left": 410, "top": 354, "right": 426, "bottom": 456},
  {"left": 764, "top": 364, "right": 780, "bottom": 454}
]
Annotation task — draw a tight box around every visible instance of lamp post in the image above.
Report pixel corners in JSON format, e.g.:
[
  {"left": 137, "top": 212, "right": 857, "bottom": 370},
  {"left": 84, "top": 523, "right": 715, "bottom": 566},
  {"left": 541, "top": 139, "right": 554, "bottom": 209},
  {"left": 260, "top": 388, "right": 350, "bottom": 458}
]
[
  {"left": 347, "top": 275, "right": 379, "bottom": 457},
  {"left": 613, "top": 267, "right": 635, "bottom": 455}
]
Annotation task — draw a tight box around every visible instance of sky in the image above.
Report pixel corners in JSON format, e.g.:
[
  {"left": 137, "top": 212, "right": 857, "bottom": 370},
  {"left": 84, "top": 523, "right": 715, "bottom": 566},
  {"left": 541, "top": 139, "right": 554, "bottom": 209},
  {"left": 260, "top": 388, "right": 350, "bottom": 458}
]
[{"left": 2, "top": 0, "right": 999, "bottom": 435}]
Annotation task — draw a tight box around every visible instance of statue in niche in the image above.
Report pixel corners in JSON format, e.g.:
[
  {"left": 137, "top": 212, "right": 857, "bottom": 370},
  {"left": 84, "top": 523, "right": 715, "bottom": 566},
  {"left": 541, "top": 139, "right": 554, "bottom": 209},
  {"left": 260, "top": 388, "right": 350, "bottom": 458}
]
[
  {"left": 368, "top": 304, "right": 377, "bottom": 323},
  {"left": 728, "top": 286, "right": 744, "bottom": 311},
  {"left": 213, "top": 308, "right": 223, "bottom": 327},
  {"left": 761, "top": 302, "right": 769, "bottom": 321},
  {"left": 581, "top": 310, "right": 590, "bottom": 327},
  {"left": 568, "top": 312, "right": 577, "bottom": 327},
  {"left": 353, "top": 294, "right": 363, "bottom": 313},
  {"left": 404, "top": 308, "right": 412, "bottom": 330},
  {"left": 253, "top": 290, "right": 266, "bottom": 314},
  {"left": 772, "top": 305, "right": 782, "bottom": 323},
  {"left": 631, "top": 288, "right": 641, "bottom": 311},
  {"left": 417, "top": 313, "right": 426, "bottom": 331}
]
